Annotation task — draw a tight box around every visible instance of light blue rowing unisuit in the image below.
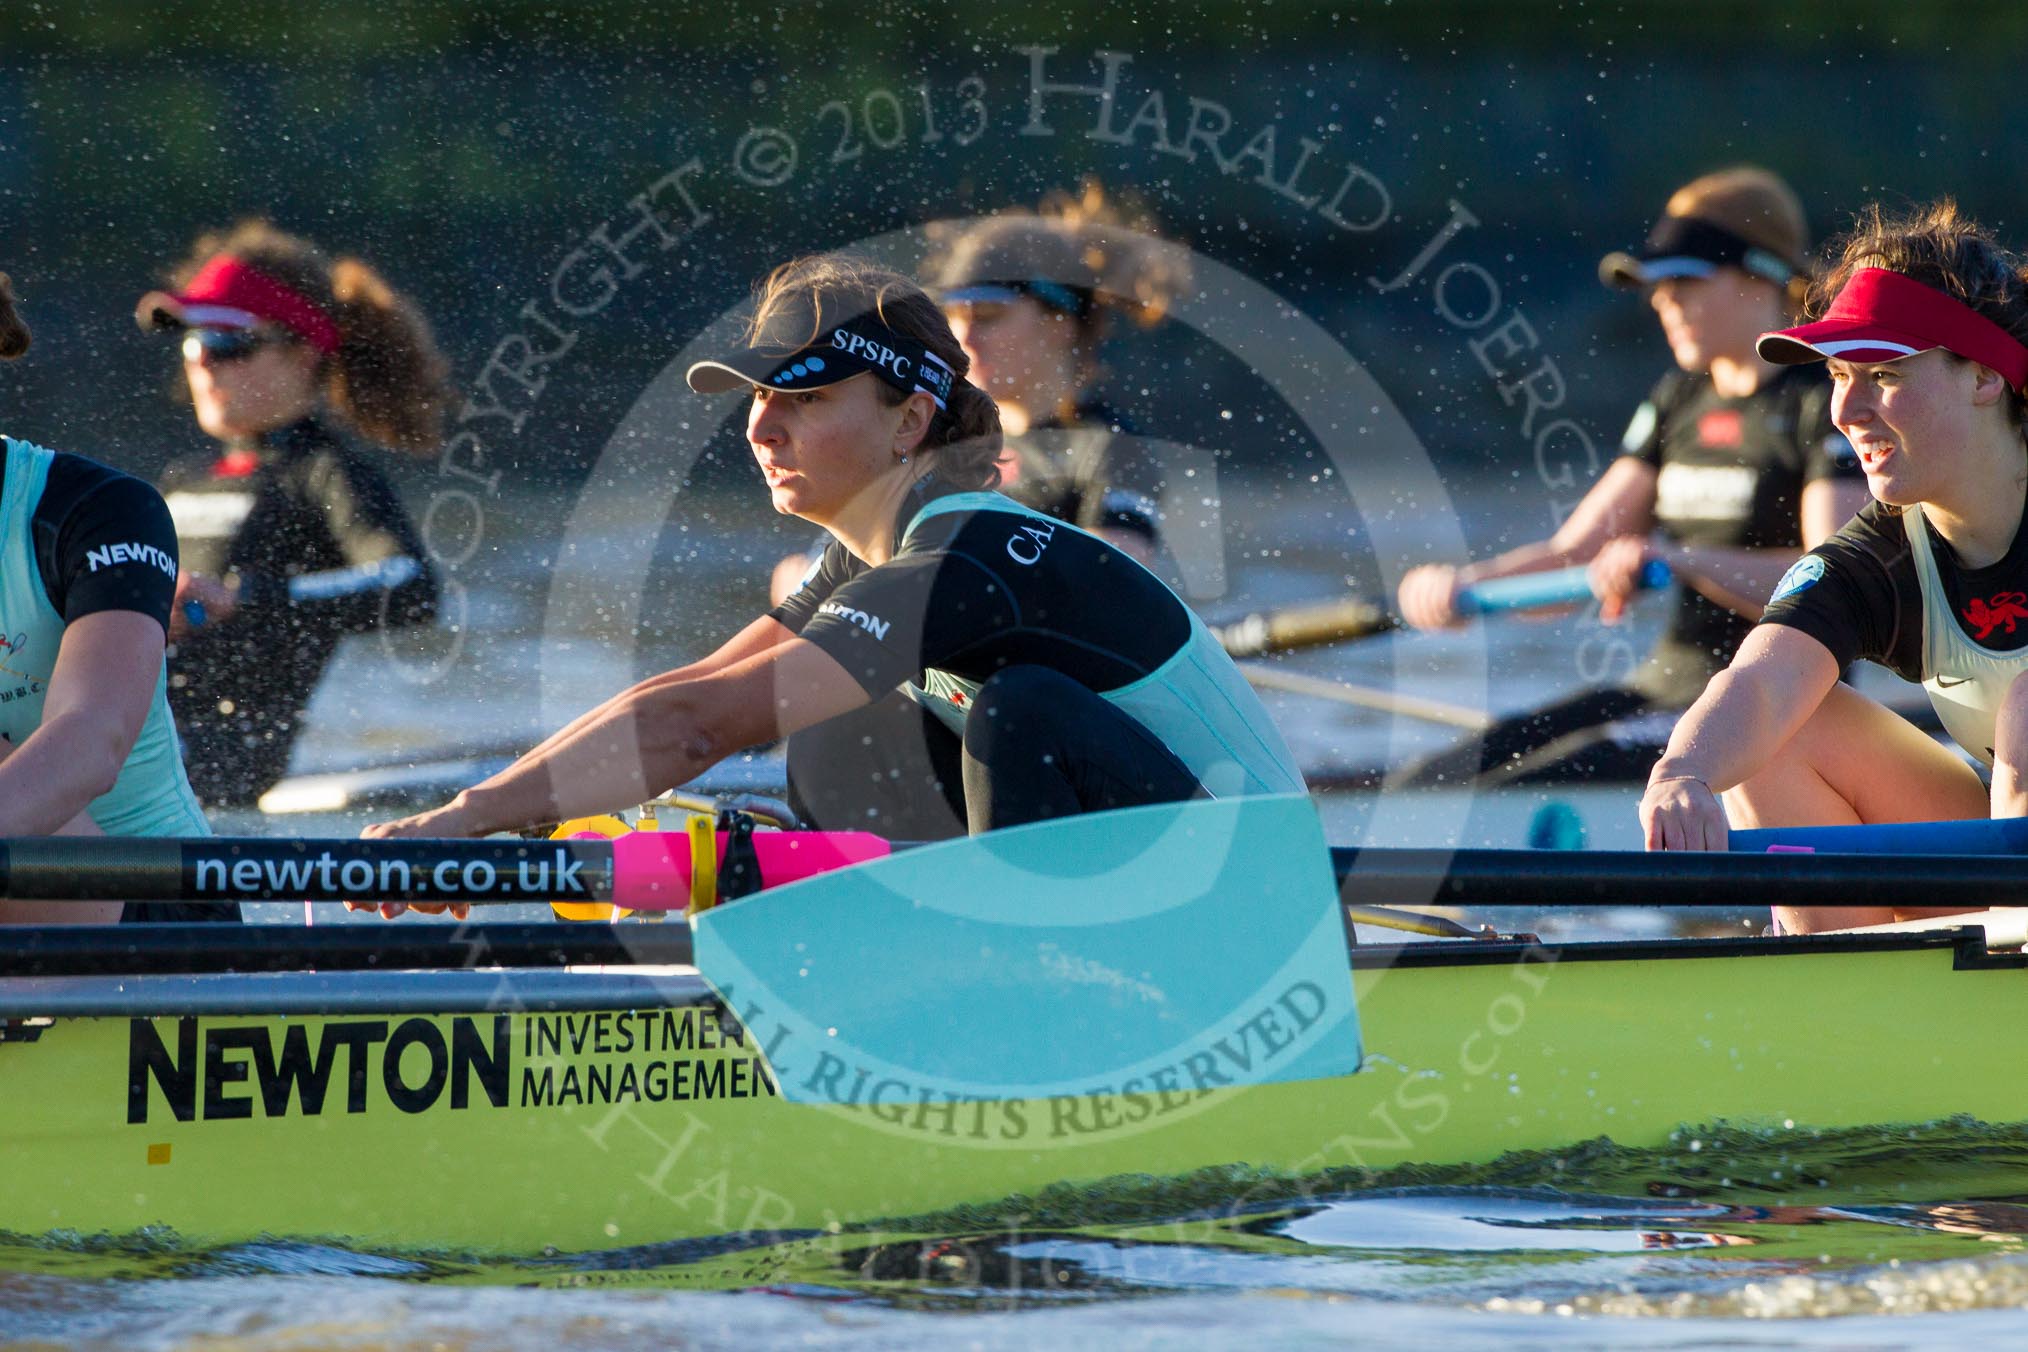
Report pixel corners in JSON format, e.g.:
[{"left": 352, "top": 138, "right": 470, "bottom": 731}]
[
  {"left": 779, "top": 481, "right": 1305, "bottom": 800},
  {"left": 0, "top": 437, "right": 207, "bottom": 835},
  {"left": 905, "top": 493, "right": 1303, "bottom": 797}
]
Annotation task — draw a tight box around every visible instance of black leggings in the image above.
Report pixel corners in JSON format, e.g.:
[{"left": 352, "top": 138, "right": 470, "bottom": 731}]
[{"left": 786, "top": 666, "right": 1206, "bottom": 838}]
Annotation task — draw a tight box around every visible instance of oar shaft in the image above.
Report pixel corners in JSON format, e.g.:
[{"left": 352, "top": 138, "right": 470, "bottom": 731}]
[
  {"left": 0, "top": 837, "right": 614, "bottom": 904},
  {"left": 1238, "top": 663, "right": 1492, "bottom": 731},
  {"left": 6, "top": 846, "right": 2023, "bottom": 979},
  {"left": 1732, "top": 818, "right": 2028, "bottom": 855},
  {"left": 1330, "top": 845, "right": 2028, "bottom": 908},
  {"left": 0, "top": 922, "right": 693, "bottom": 977},
  {"left": 1212, "top": 560, "right": 1671, "bottom": 659},
  {"left": 6, "top": 837, "right": 2023, "bottom": 914}
]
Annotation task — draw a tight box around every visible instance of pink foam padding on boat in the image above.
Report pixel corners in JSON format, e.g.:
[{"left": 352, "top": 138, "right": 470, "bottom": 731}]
[
  {"left": 609, "top": 830, "right": 892, "bottom": 909},
  {"left": 1764, "top": 844, "right": 1815, "bottom": 853}
]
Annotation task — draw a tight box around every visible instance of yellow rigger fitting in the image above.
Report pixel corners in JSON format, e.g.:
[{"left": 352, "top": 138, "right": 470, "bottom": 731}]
[
  {"left": 686, "top": 812, "right": 718, "bottom": 918},
  {"left": 548, "top": 815, "right": 630, "bottom": 921}
]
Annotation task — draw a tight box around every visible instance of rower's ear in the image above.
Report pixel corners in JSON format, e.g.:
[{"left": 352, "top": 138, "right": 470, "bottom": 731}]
[
  {"left": 1970, "top": 361, "right": 2011, "bottom": 408},
  {"left": 891, "top": 390, "right": 936, "bottom": 458}
]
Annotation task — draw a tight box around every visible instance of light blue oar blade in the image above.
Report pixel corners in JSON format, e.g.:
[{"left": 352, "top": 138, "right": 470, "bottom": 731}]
[
  {"left": 1734, "top": 817, "right": 2028, "bottom": 855},
  {"left": 692, "top": 793, "right": 1361, "bottom": 1105}
]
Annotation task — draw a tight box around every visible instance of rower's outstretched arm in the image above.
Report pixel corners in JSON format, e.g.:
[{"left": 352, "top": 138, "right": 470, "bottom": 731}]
[
  {"left": 366, "top": 634, "right": 868, "bottom": 839},
  {"left": 1659, "top": 477, "right": 1872, "bottom": 618},
  {"left": 1640, "top": 625, "right": 1841, "bottom": 851},
  {"left": 1399, "top": 458, "right": 1657, "bottom": 629},
  {"left": 511, "top": 615, "right": 797, "bottom": 767},
  {"left": 1483, "top": 457, "right": 1659, "bottom": 578}
]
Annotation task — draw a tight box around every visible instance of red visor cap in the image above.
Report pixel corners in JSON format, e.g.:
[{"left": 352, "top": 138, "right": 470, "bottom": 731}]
[
  {"left": 1758, "top": 267, "right": 2028, "bottom": 392},
  {"left": 135, "top": 255, "right": 341, "bottom": 356}
]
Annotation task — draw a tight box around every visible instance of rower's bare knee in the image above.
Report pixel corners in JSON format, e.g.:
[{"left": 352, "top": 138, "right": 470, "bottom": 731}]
[
  {"left": 1733, "top": 683, "right": 1983, "bottom": 829},
  {"left": 1992, "top": 673, "right": 2028, "bottom": 816},
  {"left": 1721, "top": 686, "right": 1864, "bottom": 830}
]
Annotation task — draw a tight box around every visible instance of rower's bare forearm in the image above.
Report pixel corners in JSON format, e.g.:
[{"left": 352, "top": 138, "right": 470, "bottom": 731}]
[
  {"left": 1458, "top": 540, "right": 1570, "bottom": 586},
  {"left": 456, "top": 694, "right": 725, "bottom": 834},
  {"left": 0, "top": 712, "right": 129, "bottom": 836},
  {"left": 458, "top": 662, "right": 791, "bottom": 836},
  {"left": 515, "top": 679, "right": 670, "bottom": 766},
  {"left": 1652, "top": 668, "right": 1788, "bottom": 792},
  {"left": 517, "top": 618, "right": 793, "bottom": 766},
  {"left": 1465, "top": 497, "right": 1657, "bottom": 583},
  {"left": 1661, "top": 543, "right": 1801, "bottom": 620}
]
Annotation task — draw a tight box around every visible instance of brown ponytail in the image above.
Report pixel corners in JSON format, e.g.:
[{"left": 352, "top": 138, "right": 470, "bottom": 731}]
[
  {"left": 746, "top": 253, "right": 1003, "bottom": 490},
  {"left": 162, "top": 222, "right": 450, "bottom": 454},
  {"left": 326, "top": 257, "right": 451, "bottom": 452},
  {"left": 926, "top": 179, "right": 1191, "bottom": 354},
  {"left": 0, "top": 274, "right": 31, "bottom": 360}
]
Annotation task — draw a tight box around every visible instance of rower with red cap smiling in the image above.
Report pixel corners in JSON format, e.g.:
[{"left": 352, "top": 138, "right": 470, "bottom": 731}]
[
  {"left": 137, "top": 222, "right": 446, "bottom": 807},
  {"left": 1642, "top": 201, "right": 2028, "bottom": 934}
]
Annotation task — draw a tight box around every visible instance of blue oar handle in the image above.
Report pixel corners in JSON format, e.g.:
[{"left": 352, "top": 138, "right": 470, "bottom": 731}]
[
  {"left": 1732, "top": 817, "right": 2028, "bottom": 855},
  {"left": 1456, "top": 558, "right": 1672, "bottom": 617}
]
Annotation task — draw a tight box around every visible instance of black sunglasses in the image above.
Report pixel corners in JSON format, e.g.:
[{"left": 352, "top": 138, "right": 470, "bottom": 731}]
[{"left": 180, "top": 327, "right": 292, "bottom": 364}]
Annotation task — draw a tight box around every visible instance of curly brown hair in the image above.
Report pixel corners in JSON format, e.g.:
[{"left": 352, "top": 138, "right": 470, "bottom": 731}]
[
  {"left": 747, "top": 253, "right": 1003, "bottom": 489},
  {"left": 1812, "top": 200, "right": 2028, "bottom": 426},
  {"left": 0, "top": 274, "right": 30, "bottom": 360},
  {"left": 927, "top": 179, "right": 1190, "bottom": 347},
  {"left": 163, "top": 222, "right": 451, "bottom": 453}
]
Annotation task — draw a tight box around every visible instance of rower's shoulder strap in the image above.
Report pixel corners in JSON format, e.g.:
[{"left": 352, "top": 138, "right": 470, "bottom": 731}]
[
  {"left": 0, "top": 435, "right": 51, "bottom": 517},
  {"left": 899, "top": 489, "right": 1048, "bottom": 543}
]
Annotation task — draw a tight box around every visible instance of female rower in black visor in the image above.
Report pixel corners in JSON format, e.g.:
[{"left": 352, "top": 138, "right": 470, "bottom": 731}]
[
  {"left": 364, "top": 254, "right": 1302, "bottom": 863},
  {"left": 1644, "top": 201, "right": 2028, "bottom": 935},
  {"left": 1396, "top": 168, "right": 1867, "bottom": 787},
  {"left": 773, "top": 185, "right": 1192, "bottom": 836}
]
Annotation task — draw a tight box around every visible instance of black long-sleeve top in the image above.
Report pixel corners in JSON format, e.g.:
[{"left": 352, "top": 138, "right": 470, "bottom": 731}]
[{"left": 160, "top": 416, "right": 437, "bottom": 805}]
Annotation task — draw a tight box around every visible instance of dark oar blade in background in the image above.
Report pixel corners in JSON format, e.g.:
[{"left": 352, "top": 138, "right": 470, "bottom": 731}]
[
  {"left": 1212, "top": 596, "right": 1395, "bottom": 657},
  {"left": 1212, "top": 559, "right": 1672, "bottom": 657}
]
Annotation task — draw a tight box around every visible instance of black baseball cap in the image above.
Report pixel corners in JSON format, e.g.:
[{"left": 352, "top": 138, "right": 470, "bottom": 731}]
[
  {"left": 687, "top": 314, "right": 957, "bottom": 409},
  {"left": 1599, "top": 215, "right": 1801, "bottom": 291}
]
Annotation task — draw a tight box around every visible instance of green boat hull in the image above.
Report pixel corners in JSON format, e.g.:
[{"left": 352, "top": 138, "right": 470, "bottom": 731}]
[{"left": 2, "top": 928, "right": 2021, "bottom": 1254}]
